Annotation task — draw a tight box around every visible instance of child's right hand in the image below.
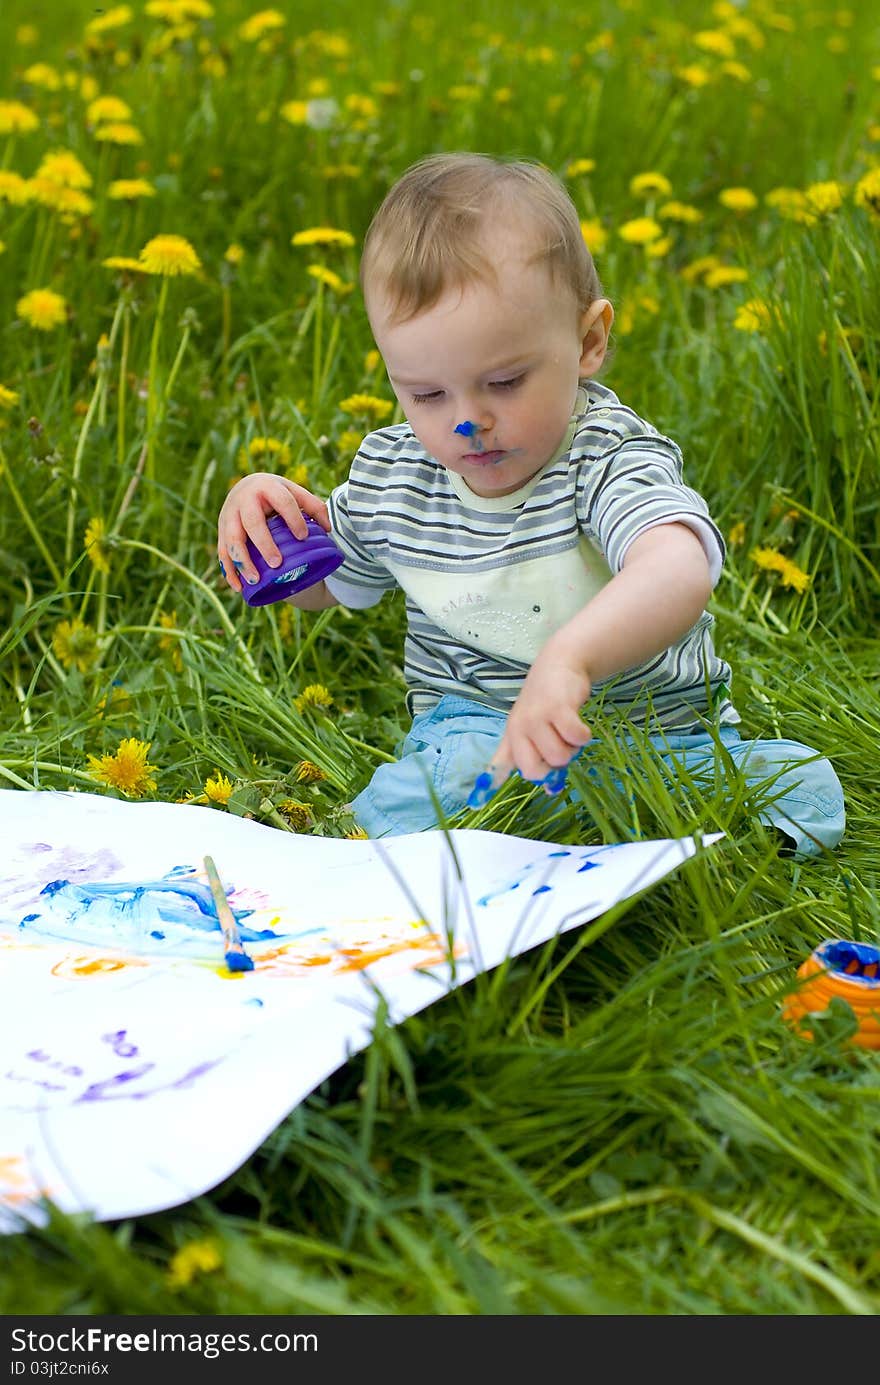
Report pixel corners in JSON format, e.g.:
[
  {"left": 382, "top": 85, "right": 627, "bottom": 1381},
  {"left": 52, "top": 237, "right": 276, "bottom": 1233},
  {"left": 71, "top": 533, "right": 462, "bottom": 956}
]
[{"left": 217, "top": 471, "right": 331, "bottom": 594}]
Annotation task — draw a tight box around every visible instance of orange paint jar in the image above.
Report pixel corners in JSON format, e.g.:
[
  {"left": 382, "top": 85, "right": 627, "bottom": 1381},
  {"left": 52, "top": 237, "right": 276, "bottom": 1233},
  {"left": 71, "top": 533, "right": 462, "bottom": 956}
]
[{"left": 783, "top": 939, "right": 880, "bottom": 1049}]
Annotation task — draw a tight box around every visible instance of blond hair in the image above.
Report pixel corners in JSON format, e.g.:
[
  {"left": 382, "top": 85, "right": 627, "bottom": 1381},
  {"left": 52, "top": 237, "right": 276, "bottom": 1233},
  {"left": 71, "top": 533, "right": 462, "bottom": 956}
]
[{"left": 360, "top": 152, "right": 604, "bottom": 323}]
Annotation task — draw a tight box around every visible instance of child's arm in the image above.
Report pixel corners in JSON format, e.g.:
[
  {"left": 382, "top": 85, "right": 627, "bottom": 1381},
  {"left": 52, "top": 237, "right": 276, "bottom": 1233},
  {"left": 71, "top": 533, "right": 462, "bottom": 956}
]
[
  {"left": 489, "top": 522, "right": 714, "bottom": 786},
  {"left": 217, "top": 471, "right": 338, "bottom": 609}
]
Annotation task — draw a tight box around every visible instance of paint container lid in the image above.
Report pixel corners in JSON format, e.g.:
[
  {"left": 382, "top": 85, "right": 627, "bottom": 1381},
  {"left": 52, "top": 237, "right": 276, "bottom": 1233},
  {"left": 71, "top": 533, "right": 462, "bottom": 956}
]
[{"left": 241, "top": 514, "right": 344, "bottom": 607}]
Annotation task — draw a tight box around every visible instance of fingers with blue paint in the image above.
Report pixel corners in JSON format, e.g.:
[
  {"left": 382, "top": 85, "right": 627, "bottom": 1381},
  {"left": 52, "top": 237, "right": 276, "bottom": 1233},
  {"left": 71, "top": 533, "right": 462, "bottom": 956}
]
[
  {"left": 467, "top": 770, "right": 497, "bottom": 809},
  {"left": 540, "top": 765, "right": 570, "bottom": 795}
]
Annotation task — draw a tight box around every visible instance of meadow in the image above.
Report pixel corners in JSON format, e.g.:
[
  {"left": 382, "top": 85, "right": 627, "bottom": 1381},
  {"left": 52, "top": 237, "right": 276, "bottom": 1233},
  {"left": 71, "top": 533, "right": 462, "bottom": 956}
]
[{"left": 1, "top": 0, "right": 879, "bottom": 1315}]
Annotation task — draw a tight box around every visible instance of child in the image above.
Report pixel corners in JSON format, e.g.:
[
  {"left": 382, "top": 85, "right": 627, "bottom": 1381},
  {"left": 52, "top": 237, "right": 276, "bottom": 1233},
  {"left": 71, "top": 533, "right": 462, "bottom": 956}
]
[{"left": 217, "top": 152, "right": 844, "bottom": 856}]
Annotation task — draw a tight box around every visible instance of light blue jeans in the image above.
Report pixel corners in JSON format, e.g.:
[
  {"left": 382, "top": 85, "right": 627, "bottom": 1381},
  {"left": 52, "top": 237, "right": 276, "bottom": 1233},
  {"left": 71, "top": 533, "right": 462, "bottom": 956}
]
[{"left": 351, "top": 694, "right": 846, "bottom": 858}]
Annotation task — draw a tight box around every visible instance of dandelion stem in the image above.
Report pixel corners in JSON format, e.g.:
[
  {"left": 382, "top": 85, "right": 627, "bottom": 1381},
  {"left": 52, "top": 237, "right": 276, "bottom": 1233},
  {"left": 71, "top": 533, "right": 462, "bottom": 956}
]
[
  {"left": 117, "top": 300, "right": 131, "bottom": 475},
  {"left": 145, "top": 276, "right": 169, "bottom": 484}
]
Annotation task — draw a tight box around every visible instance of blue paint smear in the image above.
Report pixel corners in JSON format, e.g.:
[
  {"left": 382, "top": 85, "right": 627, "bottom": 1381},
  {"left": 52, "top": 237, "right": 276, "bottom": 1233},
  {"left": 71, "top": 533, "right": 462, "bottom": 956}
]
[
  {"left": 18, "top": 871, "right": 285, "bottom": 958},
  {"left": 454, "top": 420, "right": 478, "bottom": 436}
]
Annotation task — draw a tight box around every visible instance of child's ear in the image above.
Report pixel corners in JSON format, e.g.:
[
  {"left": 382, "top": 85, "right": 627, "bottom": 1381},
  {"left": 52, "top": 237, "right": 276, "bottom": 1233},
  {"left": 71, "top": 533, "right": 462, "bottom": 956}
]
[{"left": 578, "top": 299, "right": 614, "bottom": 376}]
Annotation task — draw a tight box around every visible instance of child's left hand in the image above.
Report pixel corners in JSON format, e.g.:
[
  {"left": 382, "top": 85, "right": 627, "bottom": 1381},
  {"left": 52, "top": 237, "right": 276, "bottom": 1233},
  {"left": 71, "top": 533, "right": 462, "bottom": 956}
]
[{"left": 486, "top": 653, "right": 592, "bottom": 794}]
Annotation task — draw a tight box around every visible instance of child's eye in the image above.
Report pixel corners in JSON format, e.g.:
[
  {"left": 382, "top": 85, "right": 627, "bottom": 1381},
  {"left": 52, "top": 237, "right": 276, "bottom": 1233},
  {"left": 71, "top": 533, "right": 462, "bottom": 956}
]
[
  {"left": 411, "top": 390, "right": 444, "bottom": 404},
  {"left": 489, "top": 374, "right": 525, "bottom": 391}
]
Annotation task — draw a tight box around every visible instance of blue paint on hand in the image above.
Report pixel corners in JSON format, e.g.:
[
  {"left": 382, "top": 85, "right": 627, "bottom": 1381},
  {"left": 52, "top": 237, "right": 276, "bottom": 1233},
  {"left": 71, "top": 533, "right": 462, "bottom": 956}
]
[
  {"left": 454, "top": 420, "right": 478, "bottom": 437},
  {"left": 218, "top": 558, "right": 226, "bottom": 578},
  {"left": 467, "top": 770, "right": 497, "bottom": 809},
  {"left": 467, "top": 748, "right": 585, "bottom": 811}
]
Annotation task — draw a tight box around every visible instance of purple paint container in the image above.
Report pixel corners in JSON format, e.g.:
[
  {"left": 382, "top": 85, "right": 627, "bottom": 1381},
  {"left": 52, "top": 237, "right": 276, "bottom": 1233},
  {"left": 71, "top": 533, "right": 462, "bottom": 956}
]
[{"left": 241, "top": 513, "right": 344, "bottom": 607}]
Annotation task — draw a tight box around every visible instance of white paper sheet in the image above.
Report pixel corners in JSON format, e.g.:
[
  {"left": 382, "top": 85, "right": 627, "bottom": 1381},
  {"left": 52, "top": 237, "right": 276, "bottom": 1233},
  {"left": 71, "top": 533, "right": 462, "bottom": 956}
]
[{"left": 0, "top": 789, "right": 722, "bottom": 1230}]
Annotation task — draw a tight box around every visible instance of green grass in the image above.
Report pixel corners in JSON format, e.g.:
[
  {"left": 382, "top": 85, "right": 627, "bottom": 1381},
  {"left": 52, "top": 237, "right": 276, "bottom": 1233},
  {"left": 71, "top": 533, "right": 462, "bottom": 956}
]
[{"left": 0, "top": 0, "right": 879, "bottom": 1315}]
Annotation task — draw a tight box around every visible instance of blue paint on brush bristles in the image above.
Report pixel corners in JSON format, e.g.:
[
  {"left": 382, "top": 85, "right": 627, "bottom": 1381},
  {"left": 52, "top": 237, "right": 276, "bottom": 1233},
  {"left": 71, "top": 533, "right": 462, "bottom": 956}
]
[
  {"left": 454, "top": 420, "right": 478, "bottom": 437},
  {"left": 203, "top": 854, "right": 255, "bottom": 974}
]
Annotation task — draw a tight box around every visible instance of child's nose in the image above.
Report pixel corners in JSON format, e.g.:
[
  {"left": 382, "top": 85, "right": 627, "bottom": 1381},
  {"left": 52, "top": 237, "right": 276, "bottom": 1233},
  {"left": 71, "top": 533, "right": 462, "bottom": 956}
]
[{"left": 457, "top": 407, "right": 494, "bottom": 435}]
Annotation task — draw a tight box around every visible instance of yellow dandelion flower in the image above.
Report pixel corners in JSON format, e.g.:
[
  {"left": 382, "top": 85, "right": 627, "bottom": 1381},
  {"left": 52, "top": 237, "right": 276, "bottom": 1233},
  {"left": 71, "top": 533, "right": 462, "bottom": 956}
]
[
  {"left": 734, "top": 298, "right": 774, "bottom": 332},
  {"left": 0, "top": 171, "right": 31, "bottom": 205},
  {"left": 294, "top": 683, "right": 333, "bottom": 713},
  {"left": 291, "top": 226, "right": 355, "bottom": 249},
  {"left": 321, "top": 163, "right": 361, "bottom": 180},
  {"left": 703, "top": 265, "right": 749, "bottom": 288},
  {"left": 345, "top": 826, "right": 369, "bottom": 839},
  {"left": 280, "top": 100, "right": 308, "bottom": 126},
  {"left": 16, "top": 25, "right": 40, "bottom": 45},
  {"left": 16, "top": 289, "right": 67, "bottom": 331},
  {"left": 336, "top": 428, "right": 362, "bottom": 457},
  {"left": 676, "top": 64, "right": 712, "bottom": 87},
  {"left": 241, "top": 436, "right": 291, "bottom": 470},
  {"left": 84, "top": 516, "right": 112, "bottom": 575},
  {"left": 719, "top": 186, "right": 758, "bottom": 212},
  {"left": 728, "top": 521, "right": 746, "bottom": 547},
  {"left": 618, "top": 216, "right": 663, "bottom": 245},
  {"left": 749, "top": 547, "right": 811, "bottom": 594},
  {"left": 138, "top": 234, "right": 201, "bottom": 277},
  {"left": 694, "top": 28, "right": 736, "bottom": 58},
  {"left": 0, "top": 101, "right": 39, "bottom": 135},
  {"left": 85, "top": 95, "right": 132, "bottom": 124},
  {"left": 88, "top": 738, "right": 158, "bottom": 799},
  {"left": 338, "top": 393, "right": 393, "bottom": 421},
  {"left": 285, "top": 462, "right": 308, "bottom": 486},
  {"left": 645, "top": 235, "right": 673, "bottom": 259},
  {"left": 345, "top": 93, "right": 378, "bottom": 119},
  {"left": 854, "top": 168, "right": 880, "bottom": 214},
  {"left": 724, "top": 15, "right": 765, "bottom": 49},
  {"left": 295, "top": 759, "right": 327, "bottom": 783},
  {"left": 36, "top": 150, "right": 92, "bottom": 189},
  {"left": 580, "top": 218, "right": 608, "bottom": 254},
  {"left": 204, "top": 771, "right": 233, "bottom": 805},
  {"left": 719, "top": 60, "right": 751, "bottom": 82},
  {"left": 306, "top": 264, "right": 353, "bottom": 294},
  {"left": 447, "top": 84, "right": 481, "bottom": 104},
  {"left": 23, "top": 63, "right": 62, "bottom": 91},
  {"left": 52, "top": 618, "right": 100, "bottom": 673},
  {"left": 659, "top": 200, "right": 703, "bottom": 223},
  {"left": 224, "top": 243, "right": 244, "bottom": 265},
  {"left": 565, "top": 158, "right": 596, "bottom": 178},
  {"left": 108, "top": 178, "right": 156, "bottom": 200},
  {"left": 277, "top": 799, "right": 313, "bottom": 831},
  {"left": 102, "top": 255, "right": 149, "bottom": 274},
  {"left": 166, "top": 1239, "right": 222, "bottom": 1289},
  {"left": 29, "top": 181, "right": 93, "bottom": 217},
  {"left": 238, "top": 9, "right": 286, "bottom": 42},
  {"left": 158, "top": 611, "right": 183, "bottom": 671},
  {"left": 364, "top": 349, "right": 381, "bottom": 373},
  {"left": 630, "top": 171, "right": 673, "bottom": 198},
  {"left": 94, "top": 122, "right": 144, "bottom": 145},
  {"left": 804, "top": 181, "right": 845, "bottom": 216},
  {"left": 764, "top": 186, "right": 809, "bottom": 220},
  {"left": 85, "top": 5, "right": 134, "bottom": 35},
  {"left": 0, "top": 385, "right": 19, "bottom": 409}
]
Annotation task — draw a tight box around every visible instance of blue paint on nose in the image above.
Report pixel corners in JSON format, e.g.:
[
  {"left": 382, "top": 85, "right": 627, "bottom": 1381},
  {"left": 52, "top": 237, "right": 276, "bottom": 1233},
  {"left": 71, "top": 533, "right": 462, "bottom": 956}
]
[{"left": 454, "top": 420, "right": 478, "bottom": 437}]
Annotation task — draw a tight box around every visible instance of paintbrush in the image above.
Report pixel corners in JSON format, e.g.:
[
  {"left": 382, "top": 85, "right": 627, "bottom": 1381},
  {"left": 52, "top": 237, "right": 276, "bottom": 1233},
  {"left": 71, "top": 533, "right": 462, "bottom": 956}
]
[{"left": 203, "top": 854, "right": 254, "bottom": 973}]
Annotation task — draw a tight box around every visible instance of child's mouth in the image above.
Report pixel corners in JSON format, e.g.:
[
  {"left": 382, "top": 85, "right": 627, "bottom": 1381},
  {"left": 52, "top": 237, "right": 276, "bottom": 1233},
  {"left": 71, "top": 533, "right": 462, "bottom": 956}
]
[{"left": 462, "top": 450, "right": 506, "bottom": 465}]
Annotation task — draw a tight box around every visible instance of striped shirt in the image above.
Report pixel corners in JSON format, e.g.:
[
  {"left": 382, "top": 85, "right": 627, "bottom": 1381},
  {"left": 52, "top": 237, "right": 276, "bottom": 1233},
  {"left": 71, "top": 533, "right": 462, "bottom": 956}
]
[{"left": 325, "top": 380, "right": 737, "bottom": 732}]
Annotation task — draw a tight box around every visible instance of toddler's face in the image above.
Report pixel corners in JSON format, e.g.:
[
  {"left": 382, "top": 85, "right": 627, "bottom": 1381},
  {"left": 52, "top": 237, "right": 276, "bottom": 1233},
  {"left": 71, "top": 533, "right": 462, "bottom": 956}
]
[{"left": 368, "top": 235, "right": 611, "bottom": 498}]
